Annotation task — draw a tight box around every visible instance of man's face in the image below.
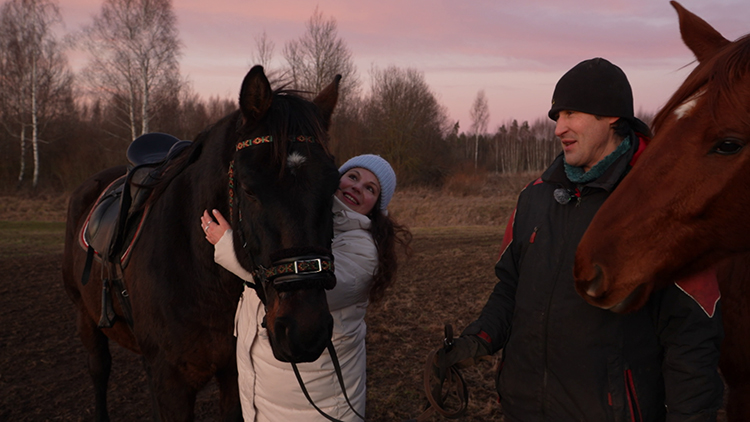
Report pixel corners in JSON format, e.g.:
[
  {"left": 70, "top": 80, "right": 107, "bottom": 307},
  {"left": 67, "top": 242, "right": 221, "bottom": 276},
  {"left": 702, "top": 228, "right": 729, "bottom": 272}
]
[{"left": 554, "top": 111, "right": 620, "bottom": 172}]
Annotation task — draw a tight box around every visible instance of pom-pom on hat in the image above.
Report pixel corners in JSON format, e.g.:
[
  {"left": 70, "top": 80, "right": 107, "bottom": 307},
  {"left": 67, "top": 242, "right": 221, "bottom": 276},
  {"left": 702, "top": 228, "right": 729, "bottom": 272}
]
[{"left": 339, "top": 154, "right": 396, "bottom": 212}]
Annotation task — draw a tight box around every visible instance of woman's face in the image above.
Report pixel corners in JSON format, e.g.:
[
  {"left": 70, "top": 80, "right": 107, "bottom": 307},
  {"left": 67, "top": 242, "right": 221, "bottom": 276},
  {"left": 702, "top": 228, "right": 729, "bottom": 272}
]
[{"left": 335, "top": 168, "right": 381, "bottom": 215}]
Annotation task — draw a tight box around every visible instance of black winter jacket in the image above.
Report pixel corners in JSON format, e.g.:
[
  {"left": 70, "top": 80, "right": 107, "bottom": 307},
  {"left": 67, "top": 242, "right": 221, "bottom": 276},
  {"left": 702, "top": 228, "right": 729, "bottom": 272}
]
[{"left": 467, "top": 134, "right": 724, "bottom": 422}]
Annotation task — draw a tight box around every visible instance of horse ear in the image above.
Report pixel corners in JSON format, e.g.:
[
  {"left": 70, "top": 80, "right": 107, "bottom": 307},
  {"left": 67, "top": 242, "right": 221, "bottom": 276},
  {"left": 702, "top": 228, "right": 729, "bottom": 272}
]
[
  {"left": 239, "top": 65, "right": 273, "bottom": 124},
  {"left": 313, "top": 74, "right": 341, "bottom": 126},
  {"left": 671, "top": 1, "right": 730, "bottom": 63}
]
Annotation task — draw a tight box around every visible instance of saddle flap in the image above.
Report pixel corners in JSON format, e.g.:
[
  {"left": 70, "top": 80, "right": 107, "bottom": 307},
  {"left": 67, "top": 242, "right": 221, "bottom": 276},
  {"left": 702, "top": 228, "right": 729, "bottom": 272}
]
[{"left": 83, "top": 177, "right": 126, "bottom": 258}]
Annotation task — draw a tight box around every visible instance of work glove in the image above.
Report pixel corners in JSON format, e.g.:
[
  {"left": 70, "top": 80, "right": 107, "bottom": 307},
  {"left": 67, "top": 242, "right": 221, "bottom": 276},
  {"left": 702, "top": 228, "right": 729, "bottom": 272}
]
[
  {"left": 423, "top": 325, "right": 491, "bottom": 418},
  {"left": 435, "top": 334, "right": 491, "bottom": 370}
]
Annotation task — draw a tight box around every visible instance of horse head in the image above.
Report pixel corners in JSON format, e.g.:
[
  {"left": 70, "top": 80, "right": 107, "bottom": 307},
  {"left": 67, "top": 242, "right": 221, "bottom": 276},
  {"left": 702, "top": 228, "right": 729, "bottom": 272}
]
[
  {"left": 574, "top": 1, "right": 750, "bottom": 312},
  {"left": 229, "top": 66, "right": 341, "bottom": 362}
]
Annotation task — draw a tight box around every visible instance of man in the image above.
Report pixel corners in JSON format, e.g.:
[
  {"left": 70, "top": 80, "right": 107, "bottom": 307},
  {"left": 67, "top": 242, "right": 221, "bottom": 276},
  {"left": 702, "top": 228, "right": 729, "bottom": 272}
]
[{"left": 439, "top": 58, "right": 724, "bottom": 421}]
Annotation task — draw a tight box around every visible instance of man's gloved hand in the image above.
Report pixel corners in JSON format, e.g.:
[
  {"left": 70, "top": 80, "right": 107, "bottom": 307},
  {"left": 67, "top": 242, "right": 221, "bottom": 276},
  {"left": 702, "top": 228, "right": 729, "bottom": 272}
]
[{"left": 435, "top": 334, "right": 491, "bottom": 370}]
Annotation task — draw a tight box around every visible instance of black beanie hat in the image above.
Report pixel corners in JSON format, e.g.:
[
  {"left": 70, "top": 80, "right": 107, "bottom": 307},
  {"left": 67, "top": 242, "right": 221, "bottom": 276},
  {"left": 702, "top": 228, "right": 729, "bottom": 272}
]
[{"left": 548, "top": 58, "right": 650, "bottom": 135}]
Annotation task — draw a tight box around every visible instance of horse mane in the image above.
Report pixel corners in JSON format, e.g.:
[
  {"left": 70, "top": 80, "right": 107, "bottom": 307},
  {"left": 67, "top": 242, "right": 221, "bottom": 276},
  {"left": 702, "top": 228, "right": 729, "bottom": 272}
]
[
  {"left": 138, "top": 112, "right": 237, "bottom": 207},
  {"left": 652, "top": 34, "right": 750, "bottom": 134}
]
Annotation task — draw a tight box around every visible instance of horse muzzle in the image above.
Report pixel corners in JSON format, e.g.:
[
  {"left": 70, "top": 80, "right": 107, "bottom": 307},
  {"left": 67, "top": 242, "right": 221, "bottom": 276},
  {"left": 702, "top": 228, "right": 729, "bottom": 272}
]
[
  {"left": 269, "top": 312, "right": 334, "bottom": 363},
  {"left": 257, "top": 249, "right": 337, "bottom": 363}
]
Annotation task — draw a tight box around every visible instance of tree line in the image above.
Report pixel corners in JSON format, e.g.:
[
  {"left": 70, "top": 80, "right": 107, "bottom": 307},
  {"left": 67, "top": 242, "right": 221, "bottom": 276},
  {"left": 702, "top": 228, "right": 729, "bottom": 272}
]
[{"left": 0, "top": 0, "right": 585, "bottom": 193}]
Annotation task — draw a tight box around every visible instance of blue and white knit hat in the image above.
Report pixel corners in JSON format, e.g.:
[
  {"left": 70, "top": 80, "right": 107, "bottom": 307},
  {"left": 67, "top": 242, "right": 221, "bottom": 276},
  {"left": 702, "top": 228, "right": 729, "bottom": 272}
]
[{"left": 338, "top": 154, "right": 396, "bottom": 212}]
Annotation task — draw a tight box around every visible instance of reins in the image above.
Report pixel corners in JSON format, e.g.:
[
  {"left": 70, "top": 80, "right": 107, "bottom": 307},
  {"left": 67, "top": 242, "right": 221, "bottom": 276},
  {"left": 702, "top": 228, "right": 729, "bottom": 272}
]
[
  {"left": 292, "top": 341, "right": 367, "bottom": 421},
  {"left": 405, "top": 324, "right": 469, "bottom": 422}
]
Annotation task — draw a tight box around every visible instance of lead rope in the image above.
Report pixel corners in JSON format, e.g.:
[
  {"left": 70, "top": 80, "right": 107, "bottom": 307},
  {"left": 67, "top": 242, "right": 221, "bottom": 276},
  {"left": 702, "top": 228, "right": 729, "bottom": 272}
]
[
  {"left": 292, "top": 341, "right": 366, "bottom": 421},
  {"left": 404, "top": 324, "right": 469, "bottom": 421}
]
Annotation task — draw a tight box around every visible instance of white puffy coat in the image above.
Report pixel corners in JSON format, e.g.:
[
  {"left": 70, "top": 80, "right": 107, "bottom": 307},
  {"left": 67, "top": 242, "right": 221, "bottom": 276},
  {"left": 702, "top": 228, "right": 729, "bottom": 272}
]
[{"left": 214, "top": 196, "right": 377, "bottom": 421}]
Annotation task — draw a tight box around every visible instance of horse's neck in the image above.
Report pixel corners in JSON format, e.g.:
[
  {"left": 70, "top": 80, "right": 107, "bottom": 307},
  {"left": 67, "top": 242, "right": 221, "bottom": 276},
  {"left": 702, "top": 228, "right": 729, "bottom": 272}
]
[{"left": 717, "top": 252, "right": 750, "bottom": 297}]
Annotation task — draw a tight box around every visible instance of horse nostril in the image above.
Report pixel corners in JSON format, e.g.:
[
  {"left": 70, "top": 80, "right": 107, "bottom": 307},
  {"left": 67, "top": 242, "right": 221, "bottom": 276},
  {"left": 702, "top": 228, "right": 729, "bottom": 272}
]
[{"left": 585, "top": 264, "right": 605, "bottom": 298}]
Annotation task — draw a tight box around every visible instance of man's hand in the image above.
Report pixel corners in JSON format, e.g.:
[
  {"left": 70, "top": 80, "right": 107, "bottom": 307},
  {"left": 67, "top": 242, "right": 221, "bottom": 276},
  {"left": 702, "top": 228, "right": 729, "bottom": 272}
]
[{"left": 434, "top": 334, "right": 491, "bottom": 370}]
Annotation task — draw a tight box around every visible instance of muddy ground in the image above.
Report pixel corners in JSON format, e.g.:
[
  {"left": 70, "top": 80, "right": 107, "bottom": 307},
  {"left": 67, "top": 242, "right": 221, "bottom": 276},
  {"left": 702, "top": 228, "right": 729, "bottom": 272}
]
[{"left": 0, "top": 226, "right": 511, "bottom": 421}]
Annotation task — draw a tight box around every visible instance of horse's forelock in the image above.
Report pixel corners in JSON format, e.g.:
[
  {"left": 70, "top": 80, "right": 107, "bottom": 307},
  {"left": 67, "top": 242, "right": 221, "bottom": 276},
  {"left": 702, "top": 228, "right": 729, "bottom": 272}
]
[
  {"left": 653, "top": 35, "right": 750, "bottom": 134},
  {"left": 259, "top": 90, "right": 333, "bottom": 176}
]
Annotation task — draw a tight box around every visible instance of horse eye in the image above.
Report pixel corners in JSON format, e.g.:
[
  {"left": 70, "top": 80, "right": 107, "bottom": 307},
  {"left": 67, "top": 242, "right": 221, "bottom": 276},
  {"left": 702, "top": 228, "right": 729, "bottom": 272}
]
[
  {"left": 713, "top": 139, "right": 745, "bottom": 155},
  {"left": 240, "top": 185, "right": 259, "bottom": 202}
]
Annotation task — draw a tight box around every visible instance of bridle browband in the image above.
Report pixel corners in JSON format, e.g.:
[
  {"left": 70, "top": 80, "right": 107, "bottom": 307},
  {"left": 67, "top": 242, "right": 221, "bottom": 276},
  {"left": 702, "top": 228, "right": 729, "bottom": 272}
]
[{"left": 228, "top": 135, "right": 316, "bottom": 213}]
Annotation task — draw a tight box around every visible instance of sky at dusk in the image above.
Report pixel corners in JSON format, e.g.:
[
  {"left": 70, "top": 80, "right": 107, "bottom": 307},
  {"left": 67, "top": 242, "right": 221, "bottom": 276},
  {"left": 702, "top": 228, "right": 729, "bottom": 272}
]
[{"left": 59, "top": 0, "right": 750, "bottom": 132}]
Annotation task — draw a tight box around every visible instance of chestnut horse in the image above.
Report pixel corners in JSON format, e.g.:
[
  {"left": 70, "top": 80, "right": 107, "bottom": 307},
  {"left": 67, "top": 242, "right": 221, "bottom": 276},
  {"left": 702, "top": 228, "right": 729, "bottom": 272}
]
[
  {"left": 62, "top": 66, "right": 342, "bottom": 421},
  {"left": 574, "top": 2, "right": 750, "bottom": 420}
]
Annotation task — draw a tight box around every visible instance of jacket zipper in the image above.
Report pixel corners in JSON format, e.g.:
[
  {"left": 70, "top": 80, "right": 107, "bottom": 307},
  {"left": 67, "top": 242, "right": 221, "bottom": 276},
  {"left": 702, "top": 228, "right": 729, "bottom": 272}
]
[{"left": 624, "top": 369, "right": 643, "bottom": 422}]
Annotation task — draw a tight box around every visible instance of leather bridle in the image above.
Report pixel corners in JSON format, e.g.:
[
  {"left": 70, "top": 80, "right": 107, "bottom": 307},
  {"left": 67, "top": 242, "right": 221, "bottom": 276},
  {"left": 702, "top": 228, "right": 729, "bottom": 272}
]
[
  {"left": 242, "top": 253, "right": 336, "bottom": 305},
  {"left": 228, "top": 134, "right": 337, "bottom": 301},
  {"left": 228, "top": 135, "right": 362, "bottom": 421}
]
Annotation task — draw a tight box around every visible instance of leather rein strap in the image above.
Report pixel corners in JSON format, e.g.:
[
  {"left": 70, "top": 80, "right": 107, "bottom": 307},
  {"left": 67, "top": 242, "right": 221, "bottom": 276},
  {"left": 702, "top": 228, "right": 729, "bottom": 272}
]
[
  {"left": 405, "top": 324, "right": 469, "bottom": 421},
  {"left": 292, "top": 341, "right": 366, "bottom": 421}
]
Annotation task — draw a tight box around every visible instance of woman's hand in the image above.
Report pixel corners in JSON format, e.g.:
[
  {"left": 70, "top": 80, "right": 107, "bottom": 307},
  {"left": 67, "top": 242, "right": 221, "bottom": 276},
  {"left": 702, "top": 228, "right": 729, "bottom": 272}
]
[{"left": 201, "top": 209, "right": 230, "bottom": 245}]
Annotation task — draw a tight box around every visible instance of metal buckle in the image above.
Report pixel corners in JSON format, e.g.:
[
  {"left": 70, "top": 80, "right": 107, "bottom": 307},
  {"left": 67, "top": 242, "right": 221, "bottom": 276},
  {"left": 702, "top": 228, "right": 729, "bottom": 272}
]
[{"left": 294, "top": 258, "right": 322, "bottom": 274}]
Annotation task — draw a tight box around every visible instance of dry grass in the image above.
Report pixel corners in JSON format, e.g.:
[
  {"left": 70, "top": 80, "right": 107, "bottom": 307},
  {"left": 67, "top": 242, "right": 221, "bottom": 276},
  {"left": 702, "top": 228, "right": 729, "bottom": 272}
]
[
  {"left": 0, "top": 193, "right": 69, "bottom": 222},
  {"left": 0, "top": 171, "right": 539, "bottom": 421},
  {"left": 1, "top": 171, "right": 729, "bottom": 421},
  {"left": 389, "top": 171, "right": 538, "bottom": 228},
  {"left": 0, "top": 171, "right": 540, "bottom": 226},
  {"left": 366, "top": 225, "right": 507, "bottom": 420}
]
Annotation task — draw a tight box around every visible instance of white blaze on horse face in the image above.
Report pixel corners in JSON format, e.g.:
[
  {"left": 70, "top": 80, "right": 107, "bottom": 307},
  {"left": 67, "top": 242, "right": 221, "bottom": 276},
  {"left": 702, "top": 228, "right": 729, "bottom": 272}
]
[
  {"left": 674, "top": 89, "right": 706, "bottom": 120},
  {"left": 288, "top": 152, "right": 306, "bottom": 171}
]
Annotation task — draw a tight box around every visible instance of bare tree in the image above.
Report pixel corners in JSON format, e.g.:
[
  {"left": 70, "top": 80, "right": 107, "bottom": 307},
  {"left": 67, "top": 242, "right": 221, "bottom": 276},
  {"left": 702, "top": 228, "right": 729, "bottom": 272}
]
[
  {"left": 282, "top": 6, "right": 359, "bottom": 106},
  {"left": 469, "top": 90, "right": 489, "bottom": 170},
  {"left": 80, "top": 0, "right": 182, "bottom": 140},
  {"left": 0, "top": 0, "right": 73, "bottom": 188},
  {"left": 363, "top": 65, "right": 451, "bottom": 185},
  {"left": 252, "top": 30, "right": 275, "bottom": 69}
]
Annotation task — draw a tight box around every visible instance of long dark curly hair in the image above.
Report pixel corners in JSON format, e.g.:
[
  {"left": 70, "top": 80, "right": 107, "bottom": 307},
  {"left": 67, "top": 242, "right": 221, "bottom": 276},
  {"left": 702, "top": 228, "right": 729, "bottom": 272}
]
[{"left": 366, "top": 197, "right": 413, "bottom": 304}]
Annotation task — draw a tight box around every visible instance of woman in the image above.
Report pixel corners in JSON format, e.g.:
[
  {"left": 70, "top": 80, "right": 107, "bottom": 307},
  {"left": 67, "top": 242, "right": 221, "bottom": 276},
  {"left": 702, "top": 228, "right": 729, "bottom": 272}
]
[{"left": 201, "top": 154, "right": 411, "bottom": 421}]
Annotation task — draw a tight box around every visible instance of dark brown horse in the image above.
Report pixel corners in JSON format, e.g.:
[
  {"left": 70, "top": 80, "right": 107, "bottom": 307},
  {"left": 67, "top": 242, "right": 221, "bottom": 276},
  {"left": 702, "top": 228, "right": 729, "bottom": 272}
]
[
  {"left": 62, "top": 66, "right": 342, "bottom": 421},
  {"left": 573, "top": 2, "right": 750, "bottom": 420}
]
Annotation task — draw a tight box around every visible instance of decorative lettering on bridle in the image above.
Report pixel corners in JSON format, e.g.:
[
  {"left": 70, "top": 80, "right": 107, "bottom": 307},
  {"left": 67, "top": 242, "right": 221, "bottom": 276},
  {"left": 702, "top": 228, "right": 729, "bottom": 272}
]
[
  {"left": 227, "top": 134, "right": 336, "bottom": 302},
  {"left": 227, "top": 135, "right": 364, "bottom": 422}
]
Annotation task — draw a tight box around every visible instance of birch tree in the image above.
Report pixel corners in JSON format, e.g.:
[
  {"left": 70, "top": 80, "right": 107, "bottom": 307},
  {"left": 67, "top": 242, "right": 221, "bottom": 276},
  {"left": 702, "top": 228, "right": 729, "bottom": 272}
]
[
  {"left": 81, "top": 0, "right": 182, "bottom": 140},
  {"left": 0, "top": 0, "right": 72, "bottom": 188},
  {"left": 469, "top": 90, "right": 489, "bottom": 170}
]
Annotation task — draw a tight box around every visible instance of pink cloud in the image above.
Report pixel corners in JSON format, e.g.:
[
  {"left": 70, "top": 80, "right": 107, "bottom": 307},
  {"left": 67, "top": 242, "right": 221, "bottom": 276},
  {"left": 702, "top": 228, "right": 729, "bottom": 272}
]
[{"left": 60, "top": 0, "right": 750, "bottom": 129}]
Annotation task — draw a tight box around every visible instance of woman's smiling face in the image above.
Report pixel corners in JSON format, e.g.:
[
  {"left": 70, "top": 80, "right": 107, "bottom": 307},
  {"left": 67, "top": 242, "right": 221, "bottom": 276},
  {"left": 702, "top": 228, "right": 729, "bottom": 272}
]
[{"left": 335, "top": 168, "right": 381, "bottom": 215}]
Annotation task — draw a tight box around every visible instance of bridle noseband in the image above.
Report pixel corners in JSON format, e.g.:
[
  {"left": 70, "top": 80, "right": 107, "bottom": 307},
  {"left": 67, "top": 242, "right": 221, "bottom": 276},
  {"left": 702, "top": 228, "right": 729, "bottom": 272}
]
[{"left": 244, "top": 254, "right": 336, "bottom": 303}]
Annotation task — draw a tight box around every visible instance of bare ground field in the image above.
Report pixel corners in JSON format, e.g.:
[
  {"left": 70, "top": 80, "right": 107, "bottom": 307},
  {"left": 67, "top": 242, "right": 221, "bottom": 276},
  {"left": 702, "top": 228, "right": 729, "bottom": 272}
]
[{"left": 0, "top": 172, "right": 728, "bottom": 421}]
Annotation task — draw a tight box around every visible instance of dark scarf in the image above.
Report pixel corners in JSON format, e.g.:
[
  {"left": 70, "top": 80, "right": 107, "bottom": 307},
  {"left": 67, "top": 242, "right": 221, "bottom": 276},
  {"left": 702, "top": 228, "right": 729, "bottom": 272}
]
[{"left": 564, "top": 136, "right": 632, "bottom": 184}]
